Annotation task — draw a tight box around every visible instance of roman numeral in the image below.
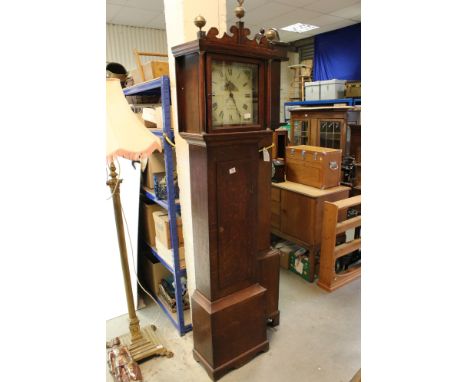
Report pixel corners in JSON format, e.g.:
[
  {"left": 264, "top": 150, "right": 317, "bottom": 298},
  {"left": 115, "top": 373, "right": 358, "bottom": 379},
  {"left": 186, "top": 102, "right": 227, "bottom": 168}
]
[
  {"left": 213, "top": 102, "right": 218, "bottom": 110},
  {"left": 227, "top": 67, "right": 232, "bottom": 76},
  {"left": 243, "top": 104, "right": 248, "bottom": 110},
  {"left": 243, "top": 82, "right": 248, "bottom": 87},
  {"left": 219, "top": 111, "right": 224, "bottom": 118}
]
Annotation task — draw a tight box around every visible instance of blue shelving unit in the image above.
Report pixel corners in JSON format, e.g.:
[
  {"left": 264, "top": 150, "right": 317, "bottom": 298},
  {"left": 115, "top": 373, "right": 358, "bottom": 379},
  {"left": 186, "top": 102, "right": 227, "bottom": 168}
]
[{"left": 124, "top": 76, "right": 192, "bottom": 336}]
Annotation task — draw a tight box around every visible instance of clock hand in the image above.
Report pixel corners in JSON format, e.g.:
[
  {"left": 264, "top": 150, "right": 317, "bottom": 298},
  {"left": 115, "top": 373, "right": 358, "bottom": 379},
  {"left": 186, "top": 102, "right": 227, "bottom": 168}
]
[{"left": 229, "top": 92, "right": 242, "bottom": 118}]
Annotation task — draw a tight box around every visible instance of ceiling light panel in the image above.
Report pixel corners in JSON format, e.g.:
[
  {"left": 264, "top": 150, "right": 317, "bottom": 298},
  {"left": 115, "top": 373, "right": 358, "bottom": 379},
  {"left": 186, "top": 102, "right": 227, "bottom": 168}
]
[{"left": 281, "top": 23, "right": 319, "bottom": 33}]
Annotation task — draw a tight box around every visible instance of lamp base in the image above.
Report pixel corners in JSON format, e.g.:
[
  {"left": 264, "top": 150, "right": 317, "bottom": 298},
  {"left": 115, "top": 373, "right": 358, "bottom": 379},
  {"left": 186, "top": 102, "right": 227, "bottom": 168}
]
[{"left": 118, "top": 324, "right": 173, "bottom": 362}]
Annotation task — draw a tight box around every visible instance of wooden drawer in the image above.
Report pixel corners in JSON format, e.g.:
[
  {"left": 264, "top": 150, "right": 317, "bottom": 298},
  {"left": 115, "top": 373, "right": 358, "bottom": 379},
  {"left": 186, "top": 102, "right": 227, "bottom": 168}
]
[{"left": 271, "top": 187, "right": 281, "bottom": 202}]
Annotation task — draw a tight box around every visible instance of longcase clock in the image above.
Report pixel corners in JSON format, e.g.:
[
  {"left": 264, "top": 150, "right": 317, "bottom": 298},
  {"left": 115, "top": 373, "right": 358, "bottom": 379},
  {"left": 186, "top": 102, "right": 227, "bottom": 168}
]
[{"left": 172, "top": 3, "right": 287, "bottom": 380}]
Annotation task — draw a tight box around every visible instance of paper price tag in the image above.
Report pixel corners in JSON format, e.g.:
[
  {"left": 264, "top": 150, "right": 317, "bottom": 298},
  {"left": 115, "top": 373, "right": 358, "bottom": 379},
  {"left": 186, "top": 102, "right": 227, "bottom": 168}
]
[{"left": 262, "top": 148, "right": 270, "bottom": 162}]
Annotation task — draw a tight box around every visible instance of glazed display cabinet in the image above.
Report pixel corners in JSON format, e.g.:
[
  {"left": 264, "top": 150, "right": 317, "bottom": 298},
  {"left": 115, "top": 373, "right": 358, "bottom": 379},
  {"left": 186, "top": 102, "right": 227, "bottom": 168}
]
[{"left": 289, "top": 107, "right": 360, "bottom": 155}]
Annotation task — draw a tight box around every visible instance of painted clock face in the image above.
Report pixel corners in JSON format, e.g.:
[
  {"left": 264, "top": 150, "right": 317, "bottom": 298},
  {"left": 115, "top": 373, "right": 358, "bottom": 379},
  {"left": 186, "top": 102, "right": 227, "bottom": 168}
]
[{"left": 210, "top": 59, "right": 259, "bottom": 127}]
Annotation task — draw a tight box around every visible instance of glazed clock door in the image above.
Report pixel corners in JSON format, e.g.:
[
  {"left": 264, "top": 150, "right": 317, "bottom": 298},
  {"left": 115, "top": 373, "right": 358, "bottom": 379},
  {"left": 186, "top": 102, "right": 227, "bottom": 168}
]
[
  {"left": 207, "top": 54, "right": 264, "bottom": 132},
  {"left": 213, "top": 147, "right": 258, "bottom": 299}
]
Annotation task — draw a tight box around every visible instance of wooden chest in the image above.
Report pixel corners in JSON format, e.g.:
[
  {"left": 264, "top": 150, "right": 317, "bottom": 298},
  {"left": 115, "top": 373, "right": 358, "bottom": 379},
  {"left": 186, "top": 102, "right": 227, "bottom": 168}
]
[{"left": 286, "top": 145, "right": 342, "bottom": 189}]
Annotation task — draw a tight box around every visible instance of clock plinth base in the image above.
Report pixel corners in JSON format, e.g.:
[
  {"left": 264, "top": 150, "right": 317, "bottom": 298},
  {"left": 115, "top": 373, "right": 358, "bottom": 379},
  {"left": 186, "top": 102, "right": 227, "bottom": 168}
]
[
  {"left": 191, "top": 285, "right": 269, "bottom": 381},
  {"left": 193, "top": 340, "right": 269, "bottom": 381}
]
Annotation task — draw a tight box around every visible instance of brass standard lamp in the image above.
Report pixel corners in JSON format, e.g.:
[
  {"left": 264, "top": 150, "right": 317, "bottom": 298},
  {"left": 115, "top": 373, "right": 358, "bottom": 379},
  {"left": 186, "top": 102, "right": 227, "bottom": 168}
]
[{"left": 106, "top": 78, "right": 172, "bottom": 361}]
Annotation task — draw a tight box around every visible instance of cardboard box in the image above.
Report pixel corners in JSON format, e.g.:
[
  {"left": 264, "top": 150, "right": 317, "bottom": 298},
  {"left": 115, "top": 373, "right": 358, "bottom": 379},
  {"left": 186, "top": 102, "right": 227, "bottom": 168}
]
[
  {"left": 143, "top": 152, "right": 166, "bottom": 189},
  {"left": 154, "top": 213, "right": 184, "bottom": 249},
  {"left": 141, "top": 256, "right": 172, "bottom": 297},
  {"left": 142, "top": 61, "right": 169, "bottom": 81},
  {"left": 289, "top": 252, "right": 312, "bottom": 282},
  {"left": 274, "top": 241, "right": 301, "bottom": 270},
  {"left": 155, "top": 238, "right": 185, "bottom": 269},
  {"left": 143, "top": 203, "right": 165, "bottom": 247},
  {"left": 345, "top": 81, "right": 361, "bottom": 98},
  {"left": 149, "top": 105, "right": 174, "bottom": 130}
]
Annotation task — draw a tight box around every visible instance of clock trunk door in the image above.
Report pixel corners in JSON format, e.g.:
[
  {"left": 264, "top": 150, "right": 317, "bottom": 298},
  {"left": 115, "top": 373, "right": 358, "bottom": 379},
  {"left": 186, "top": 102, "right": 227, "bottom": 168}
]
[{"left": 214, "top": 149, "right": 257, "bottom": 299}]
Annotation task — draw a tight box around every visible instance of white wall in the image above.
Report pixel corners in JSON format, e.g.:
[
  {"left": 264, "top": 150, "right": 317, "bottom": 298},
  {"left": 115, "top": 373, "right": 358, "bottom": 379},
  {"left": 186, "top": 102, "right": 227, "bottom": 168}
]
[
  {"left": 106, "top": 23, "right": 168, "bottom": 71},
  {"left": 163, "top": 0, "right": 227, "bottom": 299},
  {"left": 280, "top": 51, "right": 299, "bottom": 122}
]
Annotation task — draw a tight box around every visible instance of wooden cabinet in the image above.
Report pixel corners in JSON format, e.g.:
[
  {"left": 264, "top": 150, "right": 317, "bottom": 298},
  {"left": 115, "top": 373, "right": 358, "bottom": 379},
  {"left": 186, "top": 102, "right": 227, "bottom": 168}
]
[
  {"left": 280, "top": 190, "right": 314, "bottom": 244},
  {"left": 271, "top": 181, "right": 350, "bottom": 280},
  {"left": 290, "top": 107, "right": 360, "bottom": 154}
]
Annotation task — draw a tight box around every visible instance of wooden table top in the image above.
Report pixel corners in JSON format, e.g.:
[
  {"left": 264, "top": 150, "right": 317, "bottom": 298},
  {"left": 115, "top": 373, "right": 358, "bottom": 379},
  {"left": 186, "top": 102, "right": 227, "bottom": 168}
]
[{"left": 272, "top": 181, "right": 350, "bottom": 198}]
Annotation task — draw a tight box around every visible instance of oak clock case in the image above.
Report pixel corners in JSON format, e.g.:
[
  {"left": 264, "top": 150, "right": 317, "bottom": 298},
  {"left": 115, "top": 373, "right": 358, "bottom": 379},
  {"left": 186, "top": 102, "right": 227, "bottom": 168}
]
[{"left": 172, "top": 12, "right": 287, "bottom": 381}]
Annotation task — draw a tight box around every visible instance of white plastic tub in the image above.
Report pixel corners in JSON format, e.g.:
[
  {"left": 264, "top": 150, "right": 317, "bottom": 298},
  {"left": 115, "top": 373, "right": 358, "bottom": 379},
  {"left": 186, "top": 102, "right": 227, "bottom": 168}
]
[
  {"left": 304, "top": 81, "right": 320, "bottom": 101},
  {"left": 320, "top": 79, "right": 346, "bottom": 100}
]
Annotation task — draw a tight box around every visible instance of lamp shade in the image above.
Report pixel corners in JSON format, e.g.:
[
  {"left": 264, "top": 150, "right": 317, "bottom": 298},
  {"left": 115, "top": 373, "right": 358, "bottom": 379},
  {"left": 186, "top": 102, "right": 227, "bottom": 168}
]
[{"left": 106, "top": 78, "right": 162, "bottom": 163}]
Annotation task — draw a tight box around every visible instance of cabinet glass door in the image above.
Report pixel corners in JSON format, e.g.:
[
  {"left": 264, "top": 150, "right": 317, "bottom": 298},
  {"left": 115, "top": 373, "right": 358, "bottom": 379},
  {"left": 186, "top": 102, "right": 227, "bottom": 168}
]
[
  {"left": 319, "top": 120, "right": 342, "bottom": 149},
  {"left": 292, "top": 119, "right": 310, "bottom": 145}
]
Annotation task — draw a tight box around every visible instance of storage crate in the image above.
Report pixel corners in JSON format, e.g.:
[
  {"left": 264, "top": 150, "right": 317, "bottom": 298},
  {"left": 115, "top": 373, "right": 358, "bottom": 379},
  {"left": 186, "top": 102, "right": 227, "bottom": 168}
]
[
  {"left": 345, "top": 81, "right": 361, "bottom": 98},
  {"left": 320, "top": 79, "right": 346, "bottom": 100},
  {"left": 304, "top": 81, "right": 320, "bottom": 101}
]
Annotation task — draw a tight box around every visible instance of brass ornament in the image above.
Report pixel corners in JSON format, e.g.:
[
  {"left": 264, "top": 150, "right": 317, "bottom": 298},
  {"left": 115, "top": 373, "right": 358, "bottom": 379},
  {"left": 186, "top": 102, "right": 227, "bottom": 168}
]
[
  {"left": 235, "top": 0, "right": 245, "bottom": 19},
  {"left": 194, "top": 15, "right": 207, "bottom": 38},
  {"left": 194, "top": 15, "right": 206, "bottom": 30},
  {"left": 235, "top": 6, "right": 245, "bottom": 19},
  {"left": 265, "top": 28, "right": 280, "bottom": 42}
]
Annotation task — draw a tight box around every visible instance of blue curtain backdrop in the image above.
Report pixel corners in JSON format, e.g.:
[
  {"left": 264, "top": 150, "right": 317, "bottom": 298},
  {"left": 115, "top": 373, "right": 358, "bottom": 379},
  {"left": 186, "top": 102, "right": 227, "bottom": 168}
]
[{"left": 313, "top": 23, "right": 361, "bottom": 81}]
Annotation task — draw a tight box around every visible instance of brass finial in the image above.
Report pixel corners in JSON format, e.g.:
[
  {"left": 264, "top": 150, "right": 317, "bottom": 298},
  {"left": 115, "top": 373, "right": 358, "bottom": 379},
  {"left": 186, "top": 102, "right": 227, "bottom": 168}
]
[
  {"left": 265, "top": 28, "right": 280, "bottom": 42},
  {"left": 194, "top": 15, "right": 206, "bottom": 30},
  {"left": 235, "top": 0, "right": 245, "bottom": 20},
  {"left": 194, "top": 15, "right": 206, "bottom": 38}
]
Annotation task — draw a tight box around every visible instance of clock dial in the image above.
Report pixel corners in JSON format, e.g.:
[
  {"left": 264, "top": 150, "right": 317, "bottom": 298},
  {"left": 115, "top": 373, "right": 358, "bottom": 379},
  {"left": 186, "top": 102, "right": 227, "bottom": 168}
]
[{"left": 211, "top": 59, "right": 259, "bottom": 128}]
